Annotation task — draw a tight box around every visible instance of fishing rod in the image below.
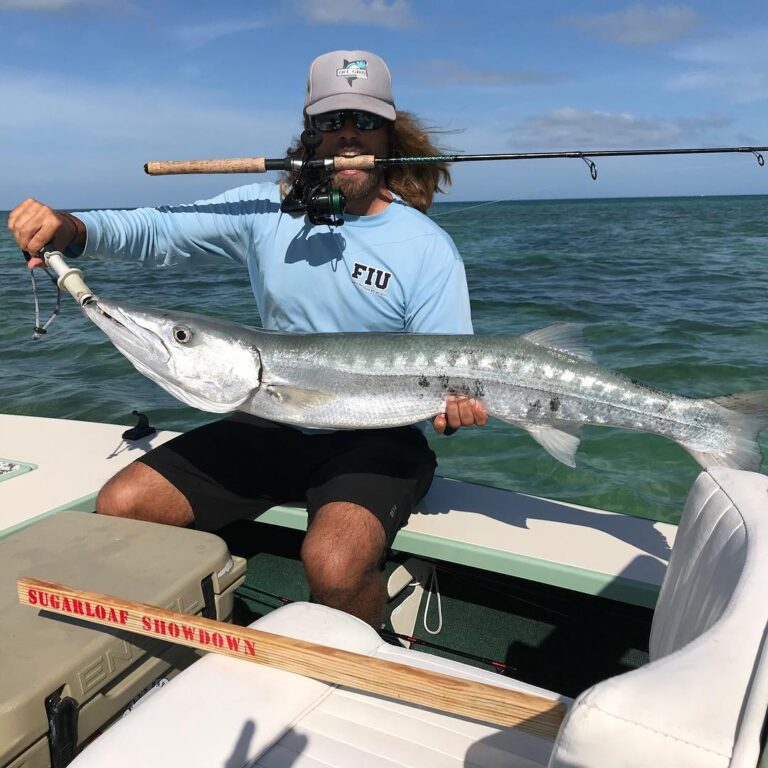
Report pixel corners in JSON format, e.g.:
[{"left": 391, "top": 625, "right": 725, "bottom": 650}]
[
  {"left": 23, "top": 248, "right": 94, "bottom": 339},
  {"left": 236, "top": 582, "right": 514, "bottom": 673},
  {"left": 145, "top": 134, "right": 768, "bottom": 226}
]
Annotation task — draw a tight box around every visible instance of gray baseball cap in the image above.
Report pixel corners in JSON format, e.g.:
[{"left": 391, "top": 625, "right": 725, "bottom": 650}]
[{"left": 304, "top": 50, "right": 396, "bottom": 121}]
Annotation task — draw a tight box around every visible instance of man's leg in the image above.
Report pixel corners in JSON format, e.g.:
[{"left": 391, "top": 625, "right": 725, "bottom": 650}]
[
  {"left": 95, "top": 415, "right": 304, "bottom": 531},
  {"left": 301, "top": 501, "right": 387, "bottom": 627},
  {"left": 97, "top": 462, "right": 193, "bottom": 526},
  {"left": 302, "top": 427, "right": 437, "bottom": 627}
]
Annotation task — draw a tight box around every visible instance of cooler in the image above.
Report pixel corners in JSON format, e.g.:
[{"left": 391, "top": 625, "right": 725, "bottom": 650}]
[{"left": 0, "top": 511, "right": 246, "bottom": 768}]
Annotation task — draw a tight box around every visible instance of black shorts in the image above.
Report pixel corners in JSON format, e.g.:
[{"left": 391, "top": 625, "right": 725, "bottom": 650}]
[{"left": 137, "top": 413, "right": 437, "bottom": 546}]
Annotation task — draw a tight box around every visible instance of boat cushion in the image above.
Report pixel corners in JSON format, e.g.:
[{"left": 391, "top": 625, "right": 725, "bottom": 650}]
[
  {"left": 71, "top": 601, "right": 569, "bottom": 767},
  {"left": 549, "top": 467, "right": 768, "bottom": 768}
]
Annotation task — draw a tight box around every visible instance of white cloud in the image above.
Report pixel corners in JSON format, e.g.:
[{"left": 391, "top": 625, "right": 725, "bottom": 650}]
[
  {"left": 290, "top": 0, "right": 414, "bottom": 28},
  {"left": 508, "top": 107, "right": 731, "bottom": 150},
  {"left": 564, "top": 4, "right": 698, "bottom": 46},
  {"left": 669, "top": 28, "right": 768, "bottom": 103},
  {"left": 422, "top": 60, "right": 564, "bottom": 87},
  {"left": 172, "top": 19, "right": 267, "bottom": 48}
]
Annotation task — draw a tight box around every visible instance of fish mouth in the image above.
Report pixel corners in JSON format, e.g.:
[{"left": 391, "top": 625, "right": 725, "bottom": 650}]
[
  {"left": 82, "top": 297, "right": 257, "bottom": 414},
  {"left": 84, "top": 298, "right": 171, "bottom": 368}
]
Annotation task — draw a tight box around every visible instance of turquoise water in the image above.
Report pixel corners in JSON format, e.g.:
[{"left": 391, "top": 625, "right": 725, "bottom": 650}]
[{"left": 2, "top": 196, "right": 767, "bottom": 524}]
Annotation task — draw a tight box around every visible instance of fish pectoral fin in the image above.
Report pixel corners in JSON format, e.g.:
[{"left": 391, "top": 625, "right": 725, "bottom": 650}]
[
  {"left": 521, "top": 323, "right": 595, "bottom": 362},
  {"left": 265, "top": 384, "right": 336, "bottom": 410},
  {"left": 524, "top": 423, "right": 582, "bottom": 467}
]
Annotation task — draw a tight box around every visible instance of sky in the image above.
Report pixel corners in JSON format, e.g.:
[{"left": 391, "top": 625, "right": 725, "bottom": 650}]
[{"left": 0, "top": 0, "right": 766, "bottom": 208}]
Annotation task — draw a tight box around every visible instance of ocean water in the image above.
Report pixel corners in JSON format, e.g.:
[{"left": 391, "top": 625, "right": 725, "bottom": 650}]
[{"left": 1, "top": 195, "right": 767, "bottom": 524}]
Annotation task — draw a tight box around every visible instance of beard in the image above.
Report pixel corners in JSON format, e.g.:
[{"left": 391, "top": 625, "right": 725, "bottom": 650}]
[{"left": 332, "top": 167, "right": 385, "bottom": 202}]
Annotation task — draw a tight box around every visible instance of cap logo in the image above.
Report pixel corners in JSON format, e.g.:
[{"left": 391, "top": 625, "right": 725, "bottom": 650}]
[{"left": 336, "top": 59, "right": 368, "bottom": 86}]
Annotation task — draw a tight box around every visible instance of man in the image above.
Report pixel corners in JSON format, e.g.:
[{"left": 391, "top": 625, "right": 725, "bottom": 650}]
[{"left": 8, "top": 50, "right": 487, "bottom": 626}]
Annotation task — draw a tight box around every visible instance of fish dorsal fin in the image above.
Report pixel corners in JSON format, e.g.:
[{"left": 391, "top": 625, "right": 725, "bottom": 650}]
[
  {"left": 525, "top": 423, "right": 582, "bottom": 468},
  {"left": 521, "top": 323, "right": 595, "bottom": 362},
  {"left": 265, "top": 384, "right": 337, "bottom": 410}
]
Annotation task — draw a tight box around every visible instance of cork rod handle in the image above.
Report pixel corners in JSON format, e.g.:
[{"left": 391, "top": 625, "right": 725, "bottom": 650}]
[
  {"left": 145, "top": 158, "right": 268, "bottom": 175},
  {"left": 333, "top": 155, "right": 375, "bottom": 170},
  {"left": 144, "top": 155, "right": 378, "bottom": 175}
]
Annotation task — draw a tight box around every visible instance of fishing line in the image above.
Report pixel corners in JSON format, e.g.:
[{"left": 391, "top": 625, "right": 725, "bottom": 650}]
[
  {"left": 29, "top": 266, "right": 61, "bottom": 340},
  {"left": 422, "top": 565, "right": 443, "bottom": 635},
  {"left": 429, "top": 199, "right": 508, "bottom": 219}
]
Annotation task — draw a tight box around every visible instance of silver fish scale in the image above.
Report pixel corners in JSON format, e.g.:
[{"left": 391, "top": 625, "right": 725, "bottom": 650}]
[
  {"left": 86, "top": 298, "right": 761, "bottom": 468},
  {"left": 248, "top": 332, "right": 730, "bottom": 450}
]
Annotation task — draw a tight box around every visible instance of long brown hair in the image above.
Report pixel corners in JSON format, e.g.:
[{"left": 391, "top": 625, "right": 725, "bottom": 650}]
[{"left": 283, "top": 111, "right": 453, "bottom": 213}]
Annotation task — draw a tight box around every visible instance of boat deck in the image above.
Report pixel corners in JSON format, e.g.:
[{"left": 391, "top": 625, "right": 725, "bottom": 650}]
[
  {"left": 0, "top": 414, "right": 661, "bottom": 699},
  {"left": 0, "top": 415, "right": 676, "bottom": 607}
]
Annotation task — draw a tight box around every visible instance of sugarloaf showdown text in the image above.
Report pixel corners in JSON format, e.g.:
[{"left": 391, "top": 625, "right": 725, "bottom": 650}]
[{"left": 24, "top": 586, "right": 261, "bottom": 656}]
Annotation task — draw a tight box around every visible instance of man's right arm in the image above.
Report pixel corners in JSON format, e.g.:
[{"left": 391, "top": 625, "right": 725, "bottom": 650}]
[
  {"left": 8, "top": 185, "right": 272, "bottom": 267},
  {"left": 8, "top": 198, "right": 86, "bottom": 261}
]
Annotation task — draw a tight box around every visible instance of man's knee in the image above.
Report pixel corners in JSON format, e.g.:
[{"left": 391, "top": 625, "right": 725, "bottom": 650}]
[
  {"left": 301, "top": 502, "right": 386, "bottom": 595},
  {"left": 96, "top": 470, "right": 136, "bottom": 518},
  {"left": 302, "top": 538, "right": 379, "bottom": 588},
  {"left": 96, "top": 462, "right": 193, "bottom": 527}
]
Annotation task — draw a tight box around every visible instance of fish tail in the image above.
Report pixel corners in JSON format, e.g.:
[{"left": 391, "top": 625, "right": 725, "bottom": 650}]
[{"left": 685, "top": 390, "right": 768, "bottom": 471}]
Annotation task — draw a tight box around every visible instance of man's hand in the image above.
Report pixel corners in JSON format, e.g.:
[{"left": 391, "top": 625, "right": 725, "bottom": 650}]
[
  {"left": 8, "top": 198, "right": 85, "bottom": 268},
  {"left": 433, "top": 396, "right": 489, "bottom": 434}
]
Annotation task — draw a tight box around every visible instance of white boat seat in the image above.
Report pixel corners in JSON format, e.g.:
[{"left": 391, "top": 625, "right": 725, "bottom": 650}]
[
  {"left": 71, "top": 468, "right": 768, "bottom": 767},
  {"left": 70, "top": 601, "right": 568, "bottom": 767},
  {"left": 549, "top": 467, "right": 768, "bottom": 768}
]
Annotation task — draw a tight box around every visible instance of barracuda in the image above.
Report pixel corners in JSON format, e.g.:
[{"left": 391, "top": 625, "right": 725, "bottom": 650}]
[{"left": 84, "top": 298, "right": 768, "bottom": 471}]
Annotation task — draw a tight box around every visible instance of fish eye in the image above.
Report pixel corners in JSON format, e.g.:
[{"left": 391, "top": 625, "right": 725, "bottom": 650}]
[{"left": 172, "top": 324, "right": 193, "bottom": 344}]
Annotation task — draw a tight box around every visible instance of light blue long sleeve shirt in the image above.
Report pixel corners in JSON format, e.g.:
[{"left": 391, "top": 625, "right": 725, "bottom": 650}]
[{"left": 76, "top": 182, "right": 473, "bottom": 335}]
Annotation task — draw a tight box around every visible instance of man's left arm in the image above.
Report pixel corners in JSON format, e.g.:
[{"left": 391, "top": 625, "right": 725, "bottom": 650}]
[{"left": 404, "top": 236, "right": 488, "bottom": 433}]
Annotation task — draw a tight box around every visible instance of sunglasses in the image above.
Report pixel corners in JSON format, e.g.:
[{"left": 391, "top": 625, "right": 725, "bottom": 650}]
[{"left": 310, "top": 110, "right": 388, "bottom": 132}]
